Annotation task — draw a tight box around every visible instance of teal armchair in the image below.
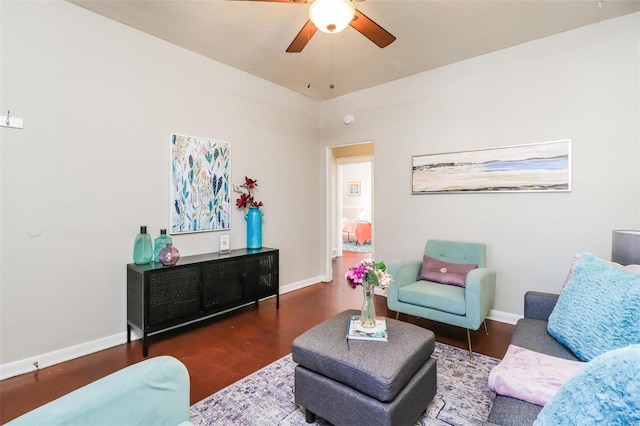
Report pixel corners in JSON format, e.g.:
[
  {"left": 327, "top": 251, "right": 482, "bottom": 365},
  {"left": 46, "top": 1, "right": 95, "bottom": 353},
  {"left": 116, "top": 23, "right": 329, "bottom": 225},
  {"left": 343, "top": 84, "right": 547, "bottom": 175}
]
[{"left": 386, "top": 240, "right": 496, "bottom": 359}]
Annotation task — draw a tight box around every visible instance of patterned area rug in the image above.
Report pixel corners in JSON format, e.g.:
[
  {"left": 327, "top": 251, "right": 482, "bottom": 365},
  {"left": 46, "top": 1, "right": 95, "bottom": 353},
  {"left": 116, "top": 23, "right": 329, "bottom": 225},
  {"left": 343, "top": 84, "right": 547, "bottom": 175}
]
[{"left": 190, "top": 342, "right": 499, "bottom": 425}]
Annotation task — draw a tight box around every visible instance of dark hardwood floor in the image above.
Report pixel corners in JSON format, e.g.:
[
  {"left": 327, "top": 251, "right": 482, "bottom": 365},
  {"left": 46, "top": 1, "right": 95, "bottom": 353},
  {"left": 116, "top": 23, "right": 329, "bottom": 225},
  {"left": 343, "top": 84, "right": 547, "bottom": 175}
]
[{"left": 0, "top": 251, "right": 514, "bottom": 423}]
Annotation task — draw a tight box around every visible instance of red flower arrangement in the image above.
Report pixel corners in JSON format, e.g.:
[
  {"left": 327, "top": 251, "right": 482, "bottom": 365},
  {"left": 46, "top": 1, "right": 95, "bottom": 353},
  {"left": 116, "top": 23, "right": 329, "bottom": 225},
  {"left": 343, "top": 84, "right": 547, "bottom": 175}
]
[{"left": 234, "top": 176, "right": 264, "bottom": 209}]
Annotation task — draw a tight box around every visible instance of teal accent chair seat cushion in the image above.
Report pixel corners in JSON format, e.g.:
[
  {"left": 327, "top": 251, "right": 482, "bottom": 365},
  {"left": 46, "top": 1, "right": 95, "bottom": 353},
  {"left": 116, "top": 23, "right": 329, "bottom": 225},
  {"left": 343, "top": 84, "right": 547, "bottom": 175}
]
[
  {"left": 398, "top": 281, "right": 466, "bottom": 315},
  {"left": 387, "top": 240, "right": 496, "bottom": 357}
]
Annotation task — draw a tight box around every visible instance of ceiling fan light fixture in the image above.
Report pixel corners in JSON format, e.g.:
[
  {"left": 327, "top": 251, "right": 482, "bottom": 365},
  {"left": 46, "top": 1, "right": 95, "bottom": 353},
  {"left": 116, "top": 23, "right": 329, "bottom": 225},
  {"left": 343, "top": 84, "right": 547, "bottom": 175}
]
[{"left": 309, "top": 0, "right": 355, "bottom": 34}]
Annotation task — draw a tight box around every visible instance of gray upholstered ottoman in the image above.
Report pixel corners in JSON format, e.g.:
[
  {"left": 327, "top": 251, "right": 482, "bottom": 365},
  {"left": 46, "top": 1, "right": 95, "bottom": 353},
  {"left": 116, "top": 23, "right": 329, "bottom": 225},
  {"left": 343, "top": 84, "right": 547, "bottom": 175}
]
[{"left": 292, "top": 309, "right": 437, "bottom": 426}]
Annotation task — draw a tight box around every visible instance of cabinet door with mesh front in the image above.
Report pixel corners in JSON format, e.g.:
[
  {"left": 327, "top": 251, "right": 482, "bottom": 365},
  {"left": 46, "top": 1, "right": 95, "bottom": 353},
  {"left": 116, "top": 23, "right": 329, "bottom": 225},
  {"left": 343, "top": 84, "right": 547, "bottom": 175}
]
[
  {"left": 245, "top": 252, "right": 278, "bottom": 299},
  {"left": 147, "top": 265, "right": 201, "bottom": 326},
  {"left": 201, "top": 258, "right": 244, "bottom": 310}
]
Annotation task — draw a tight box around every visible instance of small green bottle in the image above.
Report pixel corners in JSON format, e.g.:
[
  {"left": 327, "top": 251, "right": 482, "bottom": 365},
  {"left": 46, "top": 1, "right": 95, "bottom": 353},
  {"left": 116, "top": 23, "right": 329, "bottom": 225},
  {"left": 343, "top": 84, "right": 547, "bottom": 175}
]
[
  {"left": 133, "top": 225, "right": 153, "bottom": 264},
  {"left": 153, "top": 229, "right": 173, "bottom": 262}
]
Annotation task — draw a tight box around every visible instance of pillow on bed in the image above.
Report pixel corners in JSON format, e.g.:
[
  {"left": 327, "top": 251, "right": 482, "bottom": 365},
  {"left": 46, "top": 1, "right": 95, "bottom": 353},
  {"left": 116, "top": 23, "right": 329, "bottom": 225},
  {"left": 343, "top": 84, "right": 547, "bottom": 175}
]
[
  {"left": 548, "top": 252, "right": 640, "bottom": 361},
  {"left": 355, "top": 209, "right": 371, "bottom": 222},
  {"left": 534, "top": 345, "right": 640, "bottom": 425},
  {"left": 417, "top": 255, "right": 477, "bottom": 287}
]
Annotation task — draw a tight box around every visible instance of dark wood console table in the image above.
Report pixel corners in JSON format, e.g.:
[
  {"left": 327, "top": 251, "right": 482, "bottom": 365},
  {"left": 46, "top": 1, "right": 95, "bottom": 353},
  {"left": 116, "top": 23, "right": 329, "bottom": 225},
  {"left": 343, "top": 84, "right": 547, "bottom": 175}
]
[{"left": 127, "top": 247, "right": 279, "bottom": 356}]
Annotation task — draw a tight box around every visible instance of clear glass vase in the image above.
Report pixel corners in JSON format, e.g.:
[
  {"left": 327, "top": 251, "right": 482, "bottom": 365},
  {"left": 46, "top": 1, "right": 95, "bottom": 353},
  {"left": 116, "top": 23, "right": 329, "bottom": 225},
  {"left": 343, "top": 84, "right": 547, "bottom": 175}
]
[{"left": 360, "top": 286, "right": 377, "bottom": 328}]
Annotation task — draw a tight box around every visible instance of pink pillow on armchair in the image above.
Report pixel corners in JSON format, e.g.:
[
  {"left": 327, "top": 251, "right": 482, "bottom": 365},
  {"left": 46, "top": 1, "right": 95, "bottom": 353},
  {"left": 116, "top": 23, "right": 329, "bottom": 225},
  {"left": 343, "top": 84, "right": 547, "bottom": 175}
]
[{"left": 418, "top": 255, "right": 478, "bottom": 287}]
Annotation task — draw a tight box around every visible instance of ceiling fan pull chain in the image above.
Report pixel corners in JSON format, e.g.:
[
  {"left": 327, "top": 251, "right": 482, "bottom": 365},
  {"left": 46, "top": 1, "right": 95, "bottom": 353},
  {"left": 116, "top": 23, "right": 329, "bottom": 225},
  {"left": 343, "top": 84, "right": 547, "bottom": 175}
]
[
  {"left": 329, "top": 36, "right": 335, "bottom": 89},
  {"left": 307, "top": 24, "right": 311, "bottom": 89}
]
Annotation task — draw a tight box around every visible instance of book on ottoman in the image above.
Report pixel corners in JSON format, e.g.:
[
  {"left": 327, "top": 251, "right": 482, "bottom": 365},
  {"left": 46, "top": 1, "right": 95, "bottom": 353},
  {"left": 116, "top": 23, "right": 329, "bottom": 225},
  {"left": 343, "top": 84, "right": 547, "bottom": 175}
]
[{"left": 346, "top": 315, "right": 388, "bottom": 342}]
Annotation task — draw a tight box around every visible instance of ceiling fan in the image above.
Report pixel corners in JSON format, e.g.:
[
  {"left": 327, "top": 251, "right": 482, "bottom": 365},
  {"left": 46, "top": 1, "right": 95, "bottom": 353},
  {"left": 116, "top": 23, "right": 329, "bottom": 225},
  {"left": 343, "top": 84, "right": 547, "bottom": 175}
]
[{"left": 239, "top": 0, "right": 396, "bottom": 53}]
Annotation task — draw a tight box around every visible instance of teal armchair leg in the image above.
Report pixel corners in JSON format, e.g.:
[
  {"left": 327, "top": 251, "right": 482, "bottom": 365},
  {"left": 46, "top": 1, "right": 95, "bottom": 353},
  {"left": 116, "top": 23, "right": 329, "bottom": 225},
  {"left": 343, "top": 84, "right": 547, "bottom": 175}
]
[{"left": 466, "top": 322, "right": 489, "bottom": 360}]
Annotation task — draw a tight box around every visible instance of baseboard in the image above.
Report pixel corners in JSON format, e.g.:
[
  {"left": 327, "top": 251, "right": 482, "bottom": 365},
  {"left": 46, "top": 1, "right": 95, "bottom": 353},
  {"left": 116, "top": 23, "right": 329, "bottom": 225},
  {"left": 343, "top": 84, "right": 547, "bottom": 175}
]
[
  {"left": 1, "top": 302, "right": 520, "bottom": 381},
  {"left": 487, "top": 309, "right": 522, "bottom": 325},
  {"left": 0, "top": 332, "right": 127, "bottom": 381},
  {"left": 279, "top": 275, "right": 326, "bottom": 294},
  {"left": 1, "top": 276, "right": 328, "bottom": 381}
]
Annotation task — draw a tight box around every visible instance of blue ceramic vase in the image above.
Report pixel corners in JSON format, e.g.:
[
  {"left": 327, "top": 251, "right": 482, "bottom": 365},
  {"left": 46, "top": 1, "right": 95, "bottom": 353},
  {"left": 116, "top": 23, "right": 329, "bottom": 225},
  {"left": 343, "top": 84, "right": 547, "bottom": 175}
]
[{"left": 245, "top": 206, "right": 263, "bottom": 249}]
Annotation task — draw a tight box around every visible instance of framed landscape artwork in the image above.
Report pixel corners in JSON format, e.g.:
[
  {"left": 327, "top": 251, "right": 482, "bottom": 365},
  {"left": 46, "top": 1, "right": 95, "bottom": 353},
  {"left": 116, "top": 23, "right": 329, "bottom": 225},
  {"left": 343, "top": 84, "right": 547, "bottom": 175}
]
[
  {"left": 170, "top": 134, "right": 231, "bottom": 234},
  {"left": 411, "top": 140, "right": 571, "bottom": 194},
  {"left": 348, "top": 181, "right": 361, "bottom": 196}
]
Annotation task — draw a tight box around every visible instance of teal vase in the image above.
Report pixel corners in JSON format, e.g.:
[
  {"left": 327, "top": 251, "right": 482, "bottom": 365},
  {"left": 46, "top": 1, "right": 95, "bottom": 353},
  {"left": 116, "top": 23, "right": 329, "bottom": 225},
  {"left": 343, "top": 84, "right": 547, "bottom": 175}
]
[
  {"left": 245, "top": 206, "right": 263, "bottom": 249},
  {"left": 153, "top": 229, "right": 173, "bottom": 262},
  {"left": 133, "top": 225, "right": 153, "bottom": 264}
]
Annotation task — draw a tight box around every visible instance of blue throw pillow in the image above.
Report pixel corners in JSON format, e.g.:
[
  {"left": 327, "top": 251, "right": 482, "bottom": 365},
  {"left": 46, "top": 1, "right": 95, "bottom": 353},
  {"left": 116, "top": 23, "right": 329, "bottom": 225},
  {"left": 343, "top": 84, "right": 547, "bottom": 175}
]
[
  {"left": 547, "top": 253, "right": 640, "bottom": 361},
  {"left": 534, "top": 345, "right": 640, "bottom": 425}
]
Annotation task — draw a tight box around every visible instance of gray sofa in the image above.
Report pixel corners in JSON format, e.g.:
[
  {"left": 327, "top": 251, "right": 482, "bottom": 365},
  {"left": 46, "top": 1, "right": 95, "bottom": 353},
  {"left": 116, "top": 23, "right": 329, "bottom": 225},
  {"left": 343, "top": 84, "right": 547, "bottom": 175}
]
[{"left": 485, "top": 291, "right": 578, "bottom": 426}]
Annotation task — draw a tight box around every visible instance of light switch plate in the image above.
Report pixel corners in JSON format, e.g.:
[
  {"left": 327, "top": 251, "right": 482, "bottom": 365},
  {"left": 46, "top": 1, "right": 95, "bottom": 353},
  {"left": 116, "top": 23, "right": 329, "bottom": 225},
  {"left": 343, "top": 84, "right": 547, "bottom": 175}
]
[{"left": 219, "top": 234, "right": 230, "bottom": 253}]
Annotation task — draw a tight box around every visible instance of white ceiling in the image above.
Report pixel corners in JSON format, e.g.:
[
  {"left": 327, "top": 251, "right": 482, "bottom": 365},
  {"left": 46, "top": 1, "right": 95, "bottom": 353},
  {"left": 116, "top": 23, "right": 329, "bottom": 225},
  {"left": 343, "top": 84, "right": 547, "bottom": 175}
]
[{"left": 67, "top": 0, "right": 640, "bottom": 101}]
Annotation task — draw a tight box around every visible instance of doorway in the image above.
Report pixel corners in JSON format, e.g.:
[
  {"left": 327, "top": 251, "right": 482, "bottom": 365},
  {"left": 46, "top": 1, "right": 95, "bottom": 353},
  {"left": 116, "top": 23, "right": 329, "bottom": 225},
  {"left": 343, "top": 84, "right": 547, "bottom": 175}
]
[
  {"left": 339, "top": 161, "right": 372, "bottom": 254},
  {"left": 328, "top": 142, "right": 374, "bottom": 266}
]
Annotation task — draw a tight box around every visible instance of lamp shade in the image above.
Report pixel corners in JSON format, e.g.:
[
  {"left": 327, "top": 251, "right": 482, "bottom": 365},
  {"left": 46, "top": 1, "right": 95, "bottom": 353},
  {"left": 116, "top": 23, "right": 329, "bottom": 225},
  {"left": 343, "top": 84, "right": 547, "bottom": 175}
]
[
  {"left": 309, "top": 0, "right": 355, "bottom": 34},
  {"left": 611, "top": 230, "right": 640, "bottom": 265}
]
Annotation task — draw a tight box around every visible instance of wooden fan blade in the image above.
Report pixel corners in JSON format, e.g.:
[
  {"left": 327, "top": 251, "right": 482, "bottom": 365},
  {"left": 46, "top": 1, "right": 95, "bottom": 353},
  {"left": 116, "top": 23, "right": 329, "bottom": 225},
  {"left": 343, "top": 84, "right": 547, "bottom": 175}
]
[
  {"left": 350, "top": 9, "right": 396, "bottom": 48},
  {"left": 286, "top": 20, "right": 318, "bottom": 53}
]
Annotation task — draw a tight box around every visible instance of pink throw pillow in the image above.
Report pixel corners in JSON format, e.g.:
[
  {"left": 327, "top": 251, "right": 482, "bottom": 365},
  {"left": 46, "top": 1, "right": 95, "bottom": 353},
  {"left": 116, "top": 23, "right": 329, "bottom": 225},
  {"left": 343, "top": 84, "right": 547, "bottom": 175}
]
[{"left": 417, "top": 255, "right": 477, "bottom": 287}]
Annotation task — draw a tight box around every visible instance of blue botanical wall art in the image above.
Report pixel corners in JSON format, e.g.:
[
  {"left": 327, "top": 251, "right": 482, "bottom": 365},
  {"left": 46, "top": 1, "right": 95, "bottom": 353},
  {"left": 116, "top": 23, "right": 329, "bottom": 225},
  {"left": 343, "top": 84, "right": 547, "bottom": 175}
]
[
  {"left": 170, "top": 134, "right": 231, "bottom": 233},
  {"left": 412, "top": 139, "right": 571, "bottom": 194}
]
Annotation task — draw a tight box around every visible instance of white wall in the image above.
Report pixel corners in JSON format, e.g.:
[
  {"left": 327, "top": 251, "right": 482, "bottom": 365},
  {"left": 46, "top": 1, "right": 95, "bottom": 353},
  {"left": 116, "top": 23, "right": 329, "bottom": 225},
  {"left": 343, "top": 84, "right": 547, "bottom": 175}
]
[
  {"left": 319, "top": 13, "right": 640, "bottom": 318},
  {"left": 341, "top": 162, "right": 371, "bottom": 218},
  {"left": 0, "top": 1, "right": 324, "bottom": 372}
]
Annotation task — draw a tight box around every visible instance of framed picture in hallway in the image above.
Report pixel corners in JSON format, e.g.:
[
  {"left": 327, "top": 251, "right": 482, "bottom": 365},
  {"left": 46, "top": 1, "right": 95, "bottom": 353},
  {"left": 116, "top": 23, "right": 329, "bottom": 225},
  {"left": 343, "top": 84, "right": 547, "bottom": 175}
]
[
  {"left": 348, "top": 181, "right": 361, "bottom": 196},
  {"left": 411, "top": 139, "right": 571, "bottom": 194},
  {"left": 170, "top": 134, "right": 231, "bottom": 234}
]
